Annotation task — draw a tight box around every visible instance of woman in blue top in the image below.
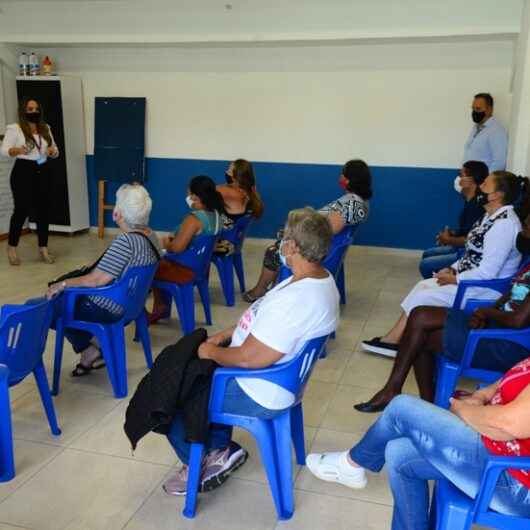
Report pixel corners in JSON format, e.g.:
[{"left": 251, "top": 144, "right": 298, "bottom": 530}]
[{"left": 149, "top": 176, "right": 225, "bottom": 324}]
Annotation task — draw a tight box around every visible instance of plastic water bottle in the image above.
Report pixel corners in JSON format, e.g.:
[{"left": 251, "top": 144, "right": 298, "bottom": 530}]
[
  {"left": 29, "top": 52, "right": 39, "bottom": 76},
  {"left": 18, "top": 52, "right": 29, "bottom": 76}
]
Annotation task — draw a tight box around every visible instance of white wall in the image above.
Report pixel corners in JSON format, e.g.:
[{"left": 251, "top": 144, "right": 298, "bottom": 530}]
[
  {"left": 32, "top": 38, "right": 514, "bottom": 169},
  {"left": 0, "top": 0, "right": 522, "bottom": 44}
]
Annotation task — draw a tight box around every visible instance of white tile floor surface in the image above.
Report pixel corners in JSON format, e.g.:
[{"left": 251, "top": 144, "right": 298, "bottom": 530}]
[{"left": 0, "top": 233, "right": 481, "bottom": 530}]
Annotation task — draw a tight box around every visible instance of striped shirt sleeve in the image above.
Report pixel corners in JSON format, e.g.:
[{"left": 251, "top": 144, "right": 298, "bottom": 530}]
[{"left": 95, "top": 234, "right": 133, "bottom": 279}]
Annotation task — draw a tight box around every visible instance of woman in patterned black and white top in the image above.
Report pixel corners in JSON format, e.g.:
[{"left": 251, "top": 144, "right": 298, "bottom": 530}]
[
  {"left": 46, "top": 184, "right": 161, "bottom": 376},
  {"left": 362, "top": 171, "right": 526, "bottom": 360},
  {"left": 242, "top": 159, "right": 372, "bottom": 303}
]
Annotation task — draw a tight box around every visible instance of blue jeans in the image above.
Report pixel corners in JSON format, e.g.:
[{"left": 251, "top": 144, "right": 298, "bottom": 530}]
[
  {"left": 419, "top": 246, "right": 458, "bottom": 279},
  {"left": 350, "top": 395, "right": 530, "bottom": 530},
  {"left": 167, "top": 379, "right": 281, "bottom": 464}
]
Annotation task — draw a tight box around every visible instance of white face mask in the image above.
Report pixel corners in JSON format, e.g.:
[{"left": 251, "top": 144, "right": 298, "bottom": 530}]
[
  {"left": 454, "top": 176, "right": 463, "bottom": 194},
  {"left": 185, "top": 195, "right": 194, "bottom": 208}
]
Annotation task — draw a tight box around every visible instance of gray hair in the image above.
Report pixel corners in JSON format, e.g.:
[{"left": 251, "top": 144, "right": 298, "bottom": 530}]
[
  {"left": 284, "top": 207, "right": 332, "bottom": 263},
  {"left": 114, "top": 183, "right": 152, "bottom": 227}
]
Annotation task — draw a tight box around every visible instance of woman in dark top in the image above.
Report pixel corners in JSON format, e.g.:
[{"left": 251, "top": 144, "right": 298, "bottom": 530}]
[
  {"left": 242, "top": 159, "right": 372, "bottom": 303},
  {"left": 419, "top": 160, "right": 488, "bottom": 278}
]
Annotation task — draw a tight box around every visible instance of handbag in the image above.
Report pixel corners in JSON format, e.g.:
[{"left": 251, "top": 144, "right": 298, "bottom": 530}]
[{"left": 48, "top": 231, "right": 161, "bottom": 287}]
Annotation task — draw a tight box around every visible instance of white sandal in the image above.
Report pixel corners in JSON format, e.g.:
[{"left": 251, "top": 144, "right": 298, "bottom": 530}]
[{"left": 306, "top": 451, "right": 367, "bottom": 489}]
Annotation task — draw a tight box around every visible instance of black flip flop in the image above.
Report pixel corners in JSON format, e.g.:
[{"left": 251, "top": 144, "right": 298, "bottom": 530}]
[{"left": 71, "top": 356, "right": 106, "bottom": 377}]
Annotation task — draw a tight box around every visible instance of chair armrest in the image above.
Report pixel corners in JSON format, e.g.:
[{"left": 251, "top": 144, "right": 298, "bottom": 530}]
[
  {"left": 463, "top": 299, "right": 496, "bottom": 316},
  {"left": 60, "top": 281, "right": 125, "bottom": 318},
  {"left": 460, "top": 327, "right": 530, "bottom": 371},
  {"left": 453, "top": 278, "right": 511, "bottom": 310},
  {"left": 473, "top": 456, "right": 530, "bottom": 517}
]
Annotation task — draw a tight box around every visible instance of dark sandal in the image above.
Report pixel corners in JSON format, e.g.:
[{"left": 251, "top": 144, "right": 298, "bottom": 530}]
[
  {"left": 242, "top": 291, "right": 262, "bottom": 303},
  {"left": 71, "top": 356, "right": 106, "bottom": 377}
]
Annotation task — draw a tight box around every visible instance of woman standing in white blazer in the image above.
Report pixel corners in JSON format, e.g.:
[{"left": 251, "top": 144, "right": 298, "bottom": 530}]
[{"left": 1, "top": 98, "right": 59, "bottom": 265}]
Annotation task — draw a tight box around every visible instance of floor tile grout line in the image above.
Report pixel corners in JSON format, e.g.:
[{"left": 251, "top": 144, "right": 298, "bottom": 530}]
[
  {"left": 59, "top": 446, "right": 174, "bottom": 469},
  {"left": 0, "top": 444, "right": 68, "bottom": 509}
]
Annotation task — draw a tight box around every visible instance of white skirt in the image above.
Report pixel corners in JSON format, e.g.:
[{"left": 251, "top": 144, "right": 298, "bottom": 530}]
[{"left": 401, "top": 278, "right": 502, "bottom": 316}]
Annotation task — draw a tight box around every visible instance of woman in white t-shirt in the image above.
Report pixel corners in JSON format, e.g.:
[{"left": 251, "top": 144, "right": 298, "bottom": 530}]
[
  {"left": 1, "top": 98, "right": 59, "bottom": 265},
  {"left": 163, "top": 207, "right": 340, "bottom": 497}
]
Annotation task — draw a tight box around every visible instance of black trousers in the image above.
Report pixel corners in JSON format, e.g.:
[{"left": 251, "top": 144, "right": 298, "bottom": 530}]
[{"left": 8, "top": 159, "right": 52, "bottom": 247}]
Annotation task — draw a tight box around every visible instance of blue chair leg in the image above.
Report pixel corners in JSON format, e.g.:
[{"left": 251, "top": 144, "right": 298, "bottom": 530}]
[
  {"left": 337, "top": 265, "right": 346, "bottom": 305},
  {"left": 233, "top": 253, "right": 246, "bottom": 293},
  {"left": 214, "top": 256, "right": 235, "bottom": 307},
  {"left": 175, "top": 284, "right": 195, "bottom": 335},
  {"left": 33, "top": 361, "right": 61, "bottom": 436},
  {"left": 272, "top": 413, "right": 295, "bottom": 519},
  {"left": 135, "top": 311, "right": 153, "bottom": 369},
  {"left": 432, "top": 484, "right": 472, "bottom": 530},
  {"left": 109, "top": 324, "right": 128, "bottom": 398},
  {"left": 0, "top": 367, "right": 15, "bottom": 483},
  {"left": 197, "top": 279, "right": 213, "bottom": 326},
  {"left": 52, "top": 319, "right": 65, "bottom": 396},
  {"left": 434, "top": 361, "right": 461, "bottom": 409},
  {"left": 96, "top": 328, "right": 121, "bottom": 398},
  {"left": 250, "top": 419, "right": 286, "bottom": 519},
  {"left": 290, "top": 403, "right": 306, "bottom": 466},
  {"left": 183, "top": 442, "right": 205, "bottom": 518}
]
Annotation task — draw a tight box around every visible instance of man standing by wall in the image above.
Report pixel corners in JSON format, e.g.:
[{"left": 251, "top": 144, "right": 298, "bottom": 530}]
[{"left": 463, "top": 93, "right": 508, "bottom": 172}]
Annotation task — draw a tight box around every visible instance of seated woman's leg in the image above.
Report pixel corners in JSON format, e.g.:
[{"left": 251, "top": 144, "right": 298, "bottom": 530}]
[
  {"left": 64, "top": 297, "right": 121, "bottom": 374},
  {"left": 352, "top": 396, "right": 530, "bottom": 525},
  {"left": 419, "top": 251, "right": 458, "bottom": 279},
  {"left": 164, "top": 380, "right": 276, "bottom": 495},
  {"left": 356, "top": 307, "right": 447, "bottom": 411},
  {"left": 244, "top": 238, "right": 282, "bottom": 301}
]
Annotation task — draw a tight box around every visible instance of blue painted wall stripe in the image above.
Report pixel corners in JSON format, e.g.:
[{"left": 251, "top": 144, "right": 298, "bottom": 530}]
[{"left": 86, "top": 155, "right": 461, "bottom": 250}]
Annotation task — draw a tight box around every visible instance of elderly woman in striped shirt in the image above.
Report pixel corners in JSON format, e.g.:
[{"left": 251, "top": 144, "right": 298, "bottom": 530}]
[{"left": 46, "top": 184, "right": 161, "bottom": 376}]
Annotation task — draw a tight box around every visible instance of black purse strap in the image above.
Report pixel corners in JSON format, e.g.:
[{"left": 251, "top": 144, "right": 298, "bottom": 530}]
[{"left": 129, "top": 230, "right": 162, "bottom": 261}]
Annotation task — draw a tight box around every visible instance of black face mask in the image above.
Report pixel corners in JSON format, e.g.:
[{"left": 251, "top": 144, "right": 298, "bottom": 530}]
[
  {"left": 25, "top": 111, "right": 41, "bottom": 124},
  {"left": 472, "top": 110, "right": 486, "bottom": 124},
  {"left": 516, "top": 232, "right": 530, "bottom": 255},
  {"left": 225, "top": 172, "right": 233, "bottom": 184},
  {"left": 475, "top": 191, "right": 490, "bottom": 206}
]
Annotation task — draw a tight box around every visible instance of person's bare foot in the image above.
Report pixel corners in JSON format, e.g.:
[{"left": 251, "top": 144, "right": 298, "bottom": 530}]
[
  {"left": 7, "top": 246, "right": 20, "bottom": 266},
  {"left": 39, "top": 247, "right": 55, "bottom": 264}
]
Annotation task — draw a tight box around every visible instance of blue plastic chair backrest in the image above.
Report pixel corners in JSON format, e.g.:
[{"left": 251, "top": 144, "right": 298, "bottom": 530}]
[
  {"left": 88, "top": 264, "right": 158, "bottom": 322},
  {"left": 120, "top": 264, "right": 158, "bottom": 321},
  {"left": 220, "top": 214, "right": 253, "bottom": 253},
  {"left": 322, "top": 224, "right": 357, "bottom": 276},
  {"left": 165, "top": 234, "right": 218, "bottom": 282},
  {"left": 229, "top": 335, "right": 329, "bottom": 406},
  {"left": 0, "top": 300, "right": 53, "bottom": 386}
]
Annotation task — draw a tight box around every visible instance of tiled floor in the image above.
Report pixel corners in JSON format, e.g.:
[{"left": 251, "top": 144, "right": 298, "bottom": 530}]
[{"left": 0, "top": 232, "right": 426, "bottom": 530}]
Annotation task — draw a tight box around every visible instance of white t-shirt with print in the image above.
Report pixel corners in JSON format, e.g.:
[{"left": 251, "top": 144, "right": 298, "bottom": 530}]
[{"left": 231, "top": 273, "right": 340, "bottom": 410}]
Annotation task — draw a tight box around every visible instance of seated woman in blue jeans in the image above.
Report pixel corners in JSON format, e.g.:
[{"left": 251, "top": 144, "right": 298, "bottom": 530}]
[
  {"left": 307, "top": 367, "right": 530, "bottom": 530},
  {"left": 354, "top": 221, "right": 530, "bottom": 413},
  {"left": 162, "top": 208, "right": 340, "bottom": 495},
  {"left": 45, "top": 184, "right": 160, "bottom": 376}
]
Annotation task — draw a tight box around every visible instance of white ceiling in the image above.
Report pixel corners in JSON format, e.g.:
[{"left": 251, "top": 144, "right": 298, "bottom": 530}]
[{"left": 0, "top": 0, "right": 524, "bottom": 47}]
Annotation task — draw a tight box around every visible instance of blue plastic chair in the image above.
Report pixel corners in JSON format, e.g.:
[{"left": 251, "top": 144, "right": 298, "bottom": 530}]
[
  {"left": 0, "top": 301, "right": 61, "bottom": 482},
  {"left": 52, "top": 264, "right": 158, "bottom": 399},
  {"left": 278, "top": 224, "right": 357, "bottom": 305},
  {"left": 152, "top": 234, "right": 218, "bottom": 335},
  {"left": 435, "top": 291, "right": 530, "bottom": 409},
  {"left": 182, "top": 335, "right": 329, "bottom": 520},
  {"left": 212, "top": 214, "right": 253, "bottom": 306},
  {"left": 433, "top": 456, "right": 530, "bottom": 529}
]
